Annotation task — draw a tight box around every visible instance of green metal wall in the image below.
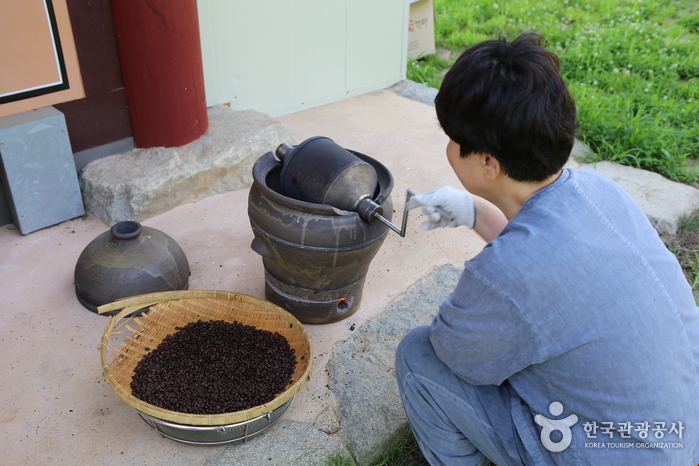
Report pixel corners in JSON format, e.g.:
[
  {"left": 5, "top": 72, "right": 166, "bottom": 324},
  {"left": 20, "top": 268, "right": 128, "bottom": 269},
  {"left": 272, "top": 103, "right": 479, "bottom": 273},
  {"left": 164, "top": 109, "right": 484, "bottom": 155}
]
[{"left": 197, "top": 0, "right": 409, "bottom": 117}]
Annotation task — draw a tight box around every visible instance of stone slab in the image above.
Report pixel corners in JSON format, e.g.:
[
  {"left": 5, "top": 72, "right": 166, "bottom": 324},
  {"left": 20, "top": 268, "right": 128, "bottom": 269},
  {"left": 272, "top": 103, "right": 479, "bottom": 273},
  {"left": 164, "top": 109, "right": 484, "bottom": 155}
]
[
  {"left": 579, "top": 161, "right": 699, "bottom": 235},
  {"left": 0, "top": 107, "right": 85, "bottom": 234},
  {"left": 207, "top": 420, "right": 353, "bottom": 466},
  {"left": 392, "top": 80, "right": 438, "bottom": 106},
  {"left": 79, "top": 105, "right": 296, "bottom": 225},
  {"left": 327, "top": 265, "right": 462, "bottom": 465}
]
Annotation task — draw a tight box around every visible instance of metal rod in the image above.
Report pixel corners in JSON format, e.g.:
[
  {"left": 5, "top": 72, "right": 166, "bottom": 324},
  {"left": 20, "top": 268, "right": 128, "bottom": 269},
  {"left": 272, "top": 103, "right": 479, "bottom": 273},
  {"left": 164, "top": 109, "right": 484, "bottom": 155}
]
[
  {"left": 372, "top": 189, "right": 418, "bottom": 237},
  {"left": 275, "top": 143, "right": 293, "bottom": 162},
  {"left": 373, "top": 188, "right": 456, "bottom": 237},
  {"left": 374, "top": 213, "right": 403, "bottom": 236}
]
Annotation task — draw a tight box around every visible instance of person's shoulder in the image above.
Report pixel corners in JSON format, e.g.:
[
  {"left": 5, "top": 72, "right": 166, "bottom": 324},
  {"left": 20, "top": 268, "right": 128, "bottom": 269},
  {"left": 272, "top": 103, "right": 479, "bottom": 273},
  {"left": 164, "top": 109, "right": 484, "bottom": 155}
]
[
  {"left": 568, "top": 166, "right": 621, "bottom": 188},
  {"left": 567, "top": 166, "right": 636, "bottom": 204}
]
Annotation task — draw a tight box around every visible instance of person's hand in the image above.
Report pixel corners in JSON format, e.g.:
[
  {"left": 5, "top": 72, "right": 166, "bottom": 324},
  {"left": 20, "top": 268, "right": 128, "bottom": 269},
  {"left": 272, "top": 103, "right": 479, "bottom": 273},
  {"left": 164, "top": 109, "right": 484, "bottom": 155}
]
[{"left": 406, "top": 187, "right": 476, "bottom": 230}]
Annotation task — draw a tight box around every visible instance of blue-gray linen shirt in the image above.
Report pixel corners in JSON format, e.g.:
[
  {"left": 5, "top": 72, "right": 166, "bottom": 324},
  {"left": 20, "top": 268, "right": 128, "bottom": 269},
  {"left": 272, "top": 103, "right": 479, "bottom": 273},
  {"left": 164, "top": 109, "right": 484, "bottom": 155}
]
[{"left": 430, "top": 168, "right": 699, "bottom": 464}]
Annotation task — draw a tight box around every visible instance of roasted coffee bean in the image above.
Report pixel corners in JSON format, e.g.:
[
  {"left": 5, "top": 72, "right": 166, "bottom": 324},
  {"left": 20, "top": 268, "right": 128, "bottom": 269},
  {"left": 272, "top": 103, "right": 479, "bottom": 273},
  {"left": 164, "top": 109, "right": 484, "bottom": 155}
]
[{"left": 130, "top": 320, "right": 297, "bottom": 414}]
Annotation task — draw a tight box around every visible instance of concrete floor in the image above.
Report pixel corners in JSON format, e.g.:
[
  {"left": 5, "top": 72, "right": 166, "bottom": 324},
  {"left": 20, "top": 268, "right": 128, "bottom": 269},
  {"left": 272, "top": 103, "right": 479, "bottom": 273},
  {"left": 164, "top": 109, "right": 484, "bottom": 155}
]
[{"left": 0, "top": 89, "right": 488, "bottom": 465}]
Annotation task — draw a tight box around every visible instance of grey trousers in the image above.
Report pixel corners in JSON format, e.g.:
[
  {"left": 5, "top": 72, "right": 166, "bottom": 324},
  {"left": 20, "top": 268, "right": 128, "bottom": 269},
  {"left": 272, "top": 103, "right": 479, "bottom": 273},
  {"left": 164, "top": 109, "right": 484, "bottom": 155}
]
[{"left": 395, "top": 326, "right": 536, "bottom": 466}]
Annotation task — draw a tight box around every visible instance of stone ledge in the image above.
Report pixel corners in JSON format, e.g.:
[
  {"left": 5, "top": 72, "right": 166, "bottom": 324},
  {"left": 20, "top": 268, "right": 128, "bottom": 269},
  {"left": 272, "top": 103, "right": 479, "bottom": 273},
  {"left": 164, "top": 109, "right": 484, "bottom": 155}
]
[
  {"left": 207, "top": 419, "right": 352, "bottom": 466},
  {"left": 327, "top": 265, "right": 462, "bottom": 465},
  {"left": 79, "top": 105, "right": 296, "bottom": 225}
]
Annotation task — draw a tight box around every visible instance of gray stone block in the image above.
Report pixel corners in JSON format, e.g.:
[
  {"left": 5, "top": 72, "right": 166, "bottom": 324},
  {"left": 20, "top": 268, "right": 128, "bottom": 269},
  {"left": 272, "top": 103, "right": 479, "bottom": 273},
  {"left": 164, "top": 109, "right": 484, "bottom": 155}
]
[
  {"left": 79, "top": 105, "right": 296, "bottom": 225},
  {"left": 392, "top": 80, "right": 438, "bottom": 106},
  {"left": 207, "top": 419, "right": 352, "bottom": 466},
  {"left": 569, "top": 138, "right": 594, "bottom": 166},
  {"left": 579, "top": 161, "right": 699, "bottom": 235},
  {"left": 0, "top": 107, "right": 84, "bottom": 234},
  {"left": 328, "top": 265, "right": 462, "bottom": 465}
]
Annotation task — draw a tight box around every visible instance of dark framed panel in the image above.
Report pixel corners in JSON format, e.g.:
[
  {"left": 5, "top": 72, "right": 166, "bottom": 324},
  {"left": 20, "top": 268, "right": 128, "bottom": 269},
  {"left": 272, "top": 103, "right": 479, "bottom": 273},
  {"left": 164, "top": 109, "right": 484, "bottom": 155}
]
[{"left": 0, "top": 0, "right": 70, "bottom": 105}]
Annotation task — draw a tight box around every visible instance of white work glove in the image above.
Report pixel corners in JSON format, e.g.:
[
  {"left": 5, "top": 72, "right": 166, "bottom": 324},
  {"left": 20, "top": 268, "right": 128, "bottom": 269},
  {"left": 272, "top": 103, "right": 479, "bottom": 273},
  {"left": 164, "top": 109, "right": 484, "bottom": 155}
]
[{"left": 406, "top": 186, "right": 476, "bottom": 230}]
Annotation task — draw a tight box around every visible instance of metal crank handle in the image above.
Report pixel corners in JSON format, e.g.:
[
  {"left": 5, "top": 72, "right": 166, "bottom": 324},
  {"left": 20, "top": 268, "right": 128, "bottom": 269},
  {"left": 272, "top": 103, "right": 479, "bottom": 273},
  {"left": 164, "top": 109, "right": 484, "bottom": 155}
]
[
  {"left": 403, "top": 188, "right": 456, "bottom": 223},
  {"left": 371, "top": 189, "right": 416, "bottom": 237},
  {"left": 370, "top": 188, "right": 456, "bottom": 237}
]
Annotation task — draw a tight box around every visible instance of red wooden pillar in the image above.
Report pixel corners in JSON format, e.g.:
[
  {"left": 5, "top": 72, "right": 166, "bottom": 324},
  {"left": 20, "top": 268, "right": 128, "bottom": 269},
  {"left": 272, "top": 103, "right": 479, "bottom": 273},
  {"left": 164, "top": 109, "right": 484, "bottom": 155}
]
[{"left": 111, "top": 0, "right": 208, "bottom": 148}]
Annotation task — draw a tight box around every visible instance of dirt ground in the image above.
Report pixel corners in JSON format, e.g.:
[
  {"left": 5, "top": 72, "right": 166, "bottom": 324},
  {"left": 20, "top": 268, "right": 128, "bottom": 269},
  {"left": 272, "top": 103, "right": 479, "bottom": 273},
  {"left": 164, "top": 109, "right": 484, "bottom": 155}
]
[{"left": 661, "top": 222, "right": 699, "bottom": 302}]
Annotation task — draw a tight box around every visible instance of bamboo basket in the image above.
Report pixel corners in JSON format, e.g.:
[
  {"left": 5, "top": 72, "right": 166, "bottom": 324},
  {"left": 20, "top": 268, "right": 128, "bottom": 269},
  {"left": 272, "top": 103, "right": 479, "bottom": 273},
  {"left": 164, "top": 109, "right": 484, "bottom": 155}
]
[{"left": 99, "top": 290, "right": 313, "bottom": 426}]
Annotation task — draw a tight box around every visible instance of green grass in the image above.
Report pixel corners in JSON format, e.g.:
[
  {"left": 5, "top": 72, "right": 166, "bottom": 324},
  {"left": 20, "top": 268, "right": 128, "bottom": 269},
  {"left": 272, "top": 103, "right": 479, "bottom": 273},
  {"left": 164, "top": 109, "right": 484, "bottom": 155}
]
[
  {"left": 370, "top": 430, "right": 428, "bottom": 466},
  {"left": 680, "top": 211, "right": 699, "bottom": 232},
  {"left": 673, "top": 211, "right": 699, "bottom": 299},
  {"left": 324, "top": 430, "right": 428, "bottom": 466},
  {"left": 324, "top": 449, "right": 356, "bottom": 466},
  {"left": 407, "top": 0, "right": 699, "bottom": 183},
  {"left": 406, "top": 54, "right": 452, "bottom": 89}
]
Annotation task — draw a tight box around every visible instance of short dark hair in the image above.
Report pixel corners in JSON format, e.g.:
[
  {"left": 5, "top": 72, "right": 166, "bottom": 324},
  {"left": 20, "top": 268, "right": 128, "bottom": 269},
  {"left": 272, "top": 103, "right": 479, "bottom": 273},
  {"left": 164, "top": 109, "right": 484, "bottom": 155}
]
[{"left": 435, "top": 33, "right": 578, "bottom": 182}]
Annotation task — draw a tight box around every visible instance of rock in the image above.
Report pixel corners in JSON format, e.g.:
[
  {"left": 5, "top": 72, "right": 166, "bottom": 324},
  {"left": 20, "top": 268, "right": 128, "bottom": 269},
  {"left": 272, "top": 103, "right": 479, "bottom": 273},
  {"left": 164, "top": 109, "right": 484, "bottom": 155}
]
[
  {"left": 327, "top": 265, "right": 461, "bottom": 465},
  {"left": 207, "top": 420, "right": 352, "bottom": 466},
  {"left": 568, "top": 138, "right": 594, "bottom": 168},
  {"left": 314, "top": 405, "right": 340, "bottom": 434},
  {"left": 391, "top": 80, "right": 438, "bottom": 106},
  {"left": 79, "top": 105, "right": 295, "bottom": 225},
  {"left": 579, "top": 161, "right": 699, "bottom": 235}
]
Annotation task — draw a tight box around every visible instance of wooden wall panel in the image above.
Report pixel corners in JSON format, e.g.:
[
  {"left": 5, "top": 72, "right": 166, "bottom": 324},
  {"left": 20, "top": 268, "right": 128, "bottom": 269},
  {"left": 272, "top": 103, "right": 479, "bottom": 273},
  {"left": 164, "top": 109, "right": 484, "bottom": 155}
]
[
  {"left": 53, "top": 88, "right": 131, "bottom": 154},
  {"left": 63, "top": 0, "right": 123, "bottom": 96},
  {"left": 54, "top": 0, "right": 133, "bottom": 154}
]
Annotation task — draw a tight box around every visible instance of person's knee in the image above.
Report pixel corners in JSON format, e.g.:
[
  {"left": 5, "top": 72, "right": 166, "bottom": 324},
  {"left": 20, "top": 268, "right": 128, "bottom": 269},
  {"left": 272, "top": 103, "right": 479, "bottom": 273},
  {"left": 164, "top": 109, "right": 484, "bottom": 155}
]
[
  {"left": 397, "top": 325, "right": 431, "bottom": 356},
  {"left": 396, "top": 325, "right": 433, "bottom": 380}
]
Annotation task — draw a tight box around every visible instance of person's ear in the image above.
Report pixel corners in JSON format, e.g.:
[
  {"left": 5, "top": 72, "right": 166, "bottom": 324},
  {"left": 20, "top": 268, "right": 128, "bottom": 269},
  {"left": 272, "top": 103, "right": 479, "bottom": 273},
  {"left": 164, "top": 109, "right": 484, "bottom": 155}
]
[{"left": 481, "top": 153, "right": 501, "bottom": 180}]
